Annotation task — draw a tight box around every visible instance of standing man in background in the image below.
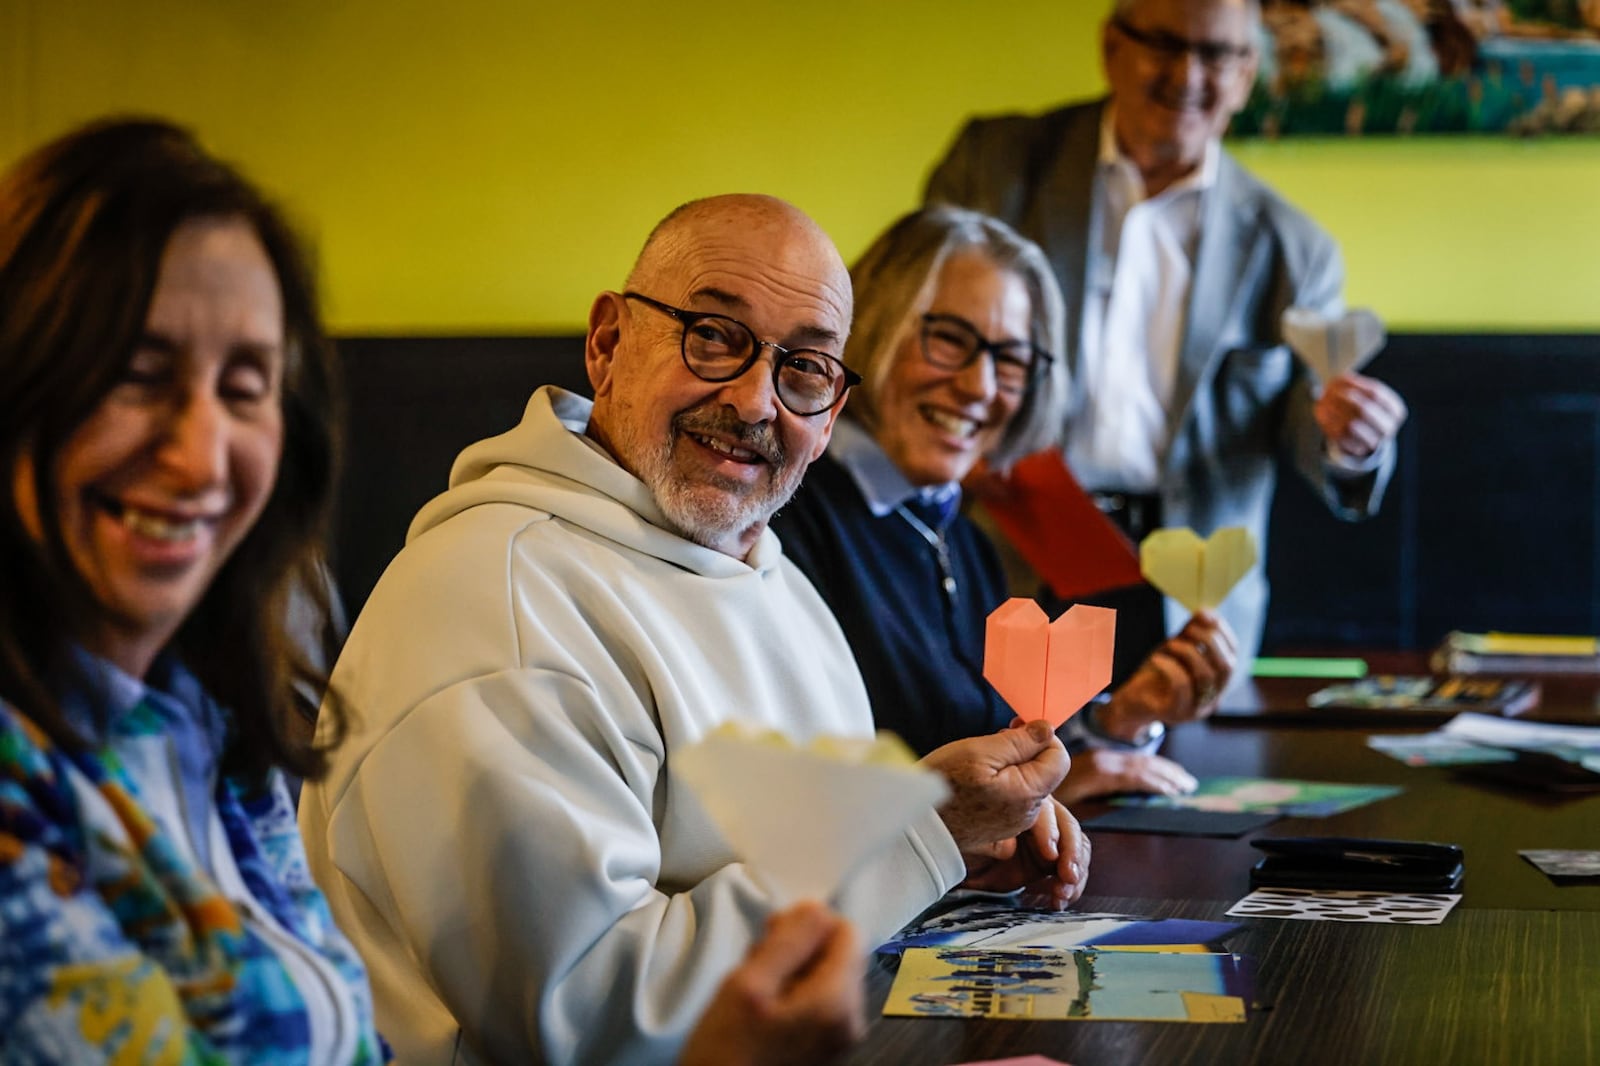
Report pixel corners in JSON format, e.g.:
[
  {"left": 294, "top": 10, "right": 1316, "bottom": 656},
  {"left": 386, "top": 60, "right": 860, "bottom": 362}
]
[{"left": 925, "top": 0, "right": 1408, "bottom": 677}]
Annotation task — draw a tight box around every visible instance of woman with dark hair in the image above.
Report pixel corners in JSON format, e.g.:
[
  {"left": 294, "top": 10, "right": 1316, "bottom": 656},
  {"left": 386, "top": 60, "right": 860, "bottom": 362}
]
[
  {"left": 774, "top": 206, "right": 1239, "bottom": 804},
  {"left": 0, "top": 117, "right": 381, "bottom": 1061},
  {"left": 0, "top": 118, "right": 872, "bottom": 1066}
]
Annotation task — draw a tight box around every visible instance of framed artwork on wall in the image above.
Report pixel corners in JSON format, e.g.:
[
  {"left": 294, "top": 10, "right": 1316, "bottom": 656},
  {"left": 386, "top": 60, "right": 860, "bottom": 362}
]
[{"left": 1237, "top": 1, "right": 1600, "bottom": 136}]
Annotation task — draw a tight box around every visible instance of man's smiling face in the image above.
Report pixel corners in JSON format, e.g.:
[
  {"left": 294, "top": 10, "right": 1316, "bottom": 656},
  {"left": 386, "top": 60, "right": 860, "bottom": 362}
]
[
  {"left": 1103, "top": 0, "right": 1259, "bottom": 181},
  {"left": 585, "top": 195, "right": 852, "bottom": 558}
]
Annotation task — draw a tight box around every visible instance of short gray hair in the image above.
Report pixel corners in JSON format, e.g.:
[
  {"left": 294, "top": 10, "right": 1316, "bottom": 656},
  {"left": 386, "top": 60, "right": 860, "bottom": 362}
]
[{"left": 842, "top": 206, "right": 1068, "bottom": 470}]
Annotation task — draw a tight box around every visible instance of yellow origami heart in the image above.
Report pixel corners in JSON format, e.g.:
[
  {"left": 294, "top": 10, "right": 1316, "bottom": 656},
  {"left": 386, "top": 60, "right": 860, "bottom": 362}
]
[{"left": 1139, "top": 527, "right": 1258, "bottom": 613}]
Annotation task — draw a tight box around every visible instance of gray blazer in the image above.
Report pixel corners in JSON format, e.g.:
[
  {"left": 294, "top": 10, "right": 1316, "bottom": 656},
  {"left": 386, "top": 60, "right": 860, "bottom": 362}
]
[{"left": 925, "top": 97, "right": 1397, "bottom": 656}]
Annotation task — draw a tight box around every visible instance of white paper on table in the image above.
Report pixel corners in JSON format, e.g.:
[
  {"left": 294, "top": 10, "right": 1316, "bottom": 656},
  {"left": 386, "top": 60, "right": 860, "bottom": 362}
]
[
  {"left": 1281, "top": 307, "right": 1386, "bottom": 381},
  {"left": 1227, "top": 887, "right": 1460, "bottom": 925},
  {"left": 1439, "top": 711, "right": 1600, "bottom": 751},
  {"left": 675, "top": 727, "right": 950, "bottom": 906}
]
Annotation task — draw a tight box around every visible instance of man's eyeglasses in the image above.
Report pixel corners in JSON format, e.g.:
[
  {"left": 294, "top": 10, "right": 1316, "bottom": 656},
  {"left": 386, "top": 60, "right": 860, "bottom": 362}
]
[
  {"left": 623, "top": 292, "right": 859, "bottom": 417},
  {"left": 1112, "top": 16, "right": 1254, "bottom": 72},
  {"left": 919, "top": 313, "right": 1051, "bottom": 397}
]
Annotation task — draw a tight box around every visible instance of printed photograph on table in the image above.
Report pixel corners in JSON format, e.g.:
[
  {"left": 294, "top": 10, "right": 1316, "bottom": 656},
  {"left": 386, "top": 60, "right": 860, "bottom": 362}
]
[
  {"left": 1113, "top": 776, "right": 1401, "bottom": 816},
  {"left": 880, "top": 897, "right": 1240, "bottom": 955},
  {"left": 1438, "top": 711, "right": 1600, "bottom": 766},
  {"left": 884, "top": 947, "right": 1254, "bottom": 1022},
  {"left": 1367, "top": 732, "right": 1520, "bottom": 766},
  {"left": 1431, "top": 711, "right": 1600, "bottom": 790},
  {"left": 1309, "top": 675, "right": 1540, "bottom": 716},
  {"left": 1235, "top": 1, "right": 1600, "bottom": 136},
  {"left": 1520, "top": 849, "right": 1600, "bottom": 878},
  {"left": 1368, "top": 727, "right": 1600, "bottom": 768}
]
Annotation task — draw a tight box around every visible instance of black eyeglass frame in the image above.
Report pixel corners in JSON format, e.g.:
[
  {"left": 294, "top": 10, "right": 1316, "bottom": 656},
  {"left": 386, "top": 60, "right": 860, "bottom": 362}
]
[
  {"left": 918, "top": 312, "right": 1054, "bottom": 397},
  {"left": 1110, "top": 15, "right": 1255, "bottom": 71},
  {"left": 622, "top": 291, "right": 861, "bottom": 417}
]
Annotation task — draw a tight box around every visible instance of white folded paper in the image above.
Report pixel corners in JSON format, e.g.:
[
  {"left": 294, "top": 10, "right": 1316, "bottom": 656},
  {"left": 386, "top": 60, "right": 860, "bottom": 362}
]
[
  {"left": 675, "top": 724, "right": 950, "bottom": 905},
  {"left": 1281, "top": 307, "right": 1386, "bottom": 381}
]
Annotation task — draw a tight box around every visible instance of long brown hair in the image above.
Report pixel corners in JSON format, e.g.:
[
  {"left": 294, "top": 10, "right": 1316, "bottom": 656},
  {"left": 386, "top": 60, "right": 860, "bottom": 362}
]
[{"left": 0, "top": 117, "right": 345, "bottom": 782}]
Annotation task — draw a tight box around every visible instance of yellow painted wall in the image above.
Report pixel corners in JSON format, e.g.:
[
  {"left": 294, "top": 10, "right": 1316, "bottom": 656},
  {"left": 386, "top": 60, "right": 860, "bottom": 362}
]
[{"left": 4, "top": 0, "right": 1598, "bottom": 333}]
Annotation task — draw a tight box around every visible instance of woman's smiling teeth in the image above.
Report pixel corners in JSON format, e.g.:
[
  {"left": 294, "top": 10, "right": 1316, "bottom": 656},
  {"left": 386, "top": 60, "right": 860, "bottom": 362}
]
[
  {"left": 114, "top": 503, "right": 208, "bottom": 542},
  {"left": 921, "top": 406, "right": 979, "bottom": 438}
]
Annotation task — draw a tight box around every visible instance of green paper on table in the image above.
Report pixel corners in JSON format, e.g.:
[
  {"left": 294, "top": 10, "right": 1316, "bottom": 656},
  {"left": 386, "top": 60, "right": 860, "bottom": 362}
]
[
  {"left": 1113, "top": 776, "right": 1400, "bottom": 817},
  {"left": 1252, "top": 657, "right": 1369, "bottom": 679}
]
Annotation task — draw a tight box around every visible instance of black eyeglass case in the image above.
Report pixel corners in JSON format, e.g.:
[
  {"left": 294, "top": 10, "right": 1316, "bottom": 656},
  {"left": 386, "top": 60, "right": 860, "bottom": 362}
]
[{"left": 1248, "top": 837, "right": 1464, "bottom": 893}]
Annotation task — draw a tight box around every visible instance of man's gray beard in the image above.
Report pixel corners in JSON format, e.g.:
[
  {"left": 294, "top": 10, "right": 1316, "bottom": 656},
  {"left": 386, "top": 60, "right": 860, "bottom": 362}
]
[{"left": 631, "top": 413, "right": 805, "bottom": 552}]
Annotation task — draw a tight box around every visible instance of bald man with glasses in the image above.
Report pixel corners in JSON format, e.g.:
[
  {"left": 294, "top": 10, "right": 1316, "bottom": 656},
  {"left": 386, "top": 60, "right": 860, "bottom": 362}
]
[
  {"left": 926, "top": 0, "right": 1407, "bottom": 688},
  {"left": 301, "top": 194, "right": 1089, "bottom": 1065}
]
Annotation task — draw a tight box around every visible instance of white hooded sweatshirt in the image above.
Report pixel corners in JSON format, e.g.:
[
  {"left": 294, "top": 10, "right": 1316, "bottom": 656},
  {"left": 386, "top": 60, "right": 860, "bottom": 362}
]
[{"left": 300, "top": 386, "right": 965, "bottom": 1065}]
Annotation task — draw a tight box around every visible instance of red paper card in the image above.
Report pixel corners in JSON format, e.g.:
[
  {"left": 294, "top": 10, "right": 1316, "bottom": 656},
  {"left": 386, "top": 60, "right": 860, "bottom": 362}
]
[{"left": 967, "top": 450, "right": 1142, "bottom": 601}]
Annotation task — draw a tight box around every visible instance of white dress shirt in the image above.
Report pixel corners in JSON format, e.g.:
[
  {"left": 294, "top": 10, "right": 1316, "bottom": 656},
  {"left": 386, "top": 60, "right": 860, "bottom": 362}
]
[{"left": 1066, "top": 107, "right": 1217, "bottom": 494}]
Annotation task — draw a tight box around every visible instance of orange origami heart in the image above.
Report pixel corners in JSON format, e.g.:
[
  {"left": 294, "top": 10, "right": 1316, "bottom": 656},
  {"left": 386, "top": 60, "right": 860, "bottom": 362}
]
[{"left": 983, "top": 599, "right": 1116, "bottom": 728}]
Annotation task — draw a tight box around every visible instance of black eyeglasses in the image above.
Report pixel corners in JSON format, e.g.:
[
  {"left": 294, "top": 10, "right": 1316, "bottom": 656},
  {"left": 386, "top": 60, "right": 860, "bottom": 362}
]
[
  {"left": 1112, "top": 16, "right": 1254, "bottom": 71},
  {"left": 919, "top": 313, "right": 1051, "bottom": 397},
  {"left": 623, "top": 292, "right": 860, "bottom": 417}
]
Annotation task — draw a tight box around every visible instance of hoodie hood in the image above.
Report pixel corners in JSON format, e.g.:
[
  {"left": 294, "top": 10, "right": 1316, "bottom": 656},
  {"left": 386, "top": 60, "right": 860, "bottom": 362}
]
[{"left": 406, "top": 386, "right": 783, "bottom": 578}]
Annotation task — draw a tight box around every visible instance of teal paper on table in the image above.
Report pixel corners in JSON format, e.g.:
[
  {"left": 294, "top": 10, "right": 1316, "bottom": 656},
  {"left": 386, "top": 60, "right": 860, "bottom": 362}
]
[{"left": 1112, "top": 776, "right": 1401, "bottom": 817}]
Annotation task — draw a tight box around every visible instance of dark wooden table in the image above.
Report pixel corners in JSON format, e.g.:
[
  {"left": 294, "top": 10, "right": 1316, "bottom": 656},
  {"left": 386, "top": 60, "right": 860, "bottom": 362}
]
[{"left": 848, "top": 662, "right": 1600, "bottom": 1066}]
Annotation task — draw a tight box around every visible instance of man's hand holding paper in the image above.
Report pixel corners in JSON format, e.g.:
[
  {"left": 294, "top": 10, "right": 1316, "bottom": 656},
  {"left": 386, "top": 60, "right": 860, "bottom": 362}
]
[
  {"left": 1279, "top": 306, "right": 1407, "bottom": 464},
  {"left": 959, "top": 796, "right": 1090, "bottom": 909},
  {"left": 1111, "top": 610, "right": 1240, "bottom": 728},
  {"left": 921, "top": 721, "right": 1089, "bottom": 905},
  {"left": 1314, "top": 372, "right": 1409, "bottom": 463}
]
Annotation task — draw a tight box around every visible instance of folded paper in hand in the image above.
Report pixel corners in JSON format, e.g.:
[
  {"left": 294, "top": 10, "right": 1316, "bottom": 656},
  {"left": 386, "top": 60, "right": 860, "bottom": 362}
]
[
  {"left": 966, "top": 450, "right": 1142, "bottom": 601},
  {"left": 1140, "top": 527, "right": 1257, "bottom": 613},
  {"left": 984, "top": 598, "right": 1115, "bottom": 728},
  {"left": 675, "top": 724, "right": 949, "bottom": 905},
  {"left": 1281, "top": 307, "right": 1385, "bottom": 381}
]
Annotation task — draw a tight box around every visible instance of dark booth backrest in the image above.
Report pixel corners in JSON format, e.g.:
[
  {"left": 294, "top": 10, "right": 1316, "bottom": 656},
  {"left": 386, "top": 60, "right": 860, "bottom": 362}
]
[
  {"left": 332, "top": 335, "right": 591, "bottom": 617},
  {"left": 332, "top": 333, "right": 1600, "bottom": 651},
  {"left": 1262, "top": 333, "right": 1600, "bottom": 650}
]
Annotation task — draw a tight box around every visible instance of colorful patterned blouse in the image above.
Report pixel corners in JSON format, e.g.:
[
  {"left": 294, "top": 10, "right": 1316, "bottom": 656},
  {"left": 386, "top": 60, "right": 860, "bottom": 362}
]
[{"left": 0, "top": 654, "right": 385, "bottom": 1064}]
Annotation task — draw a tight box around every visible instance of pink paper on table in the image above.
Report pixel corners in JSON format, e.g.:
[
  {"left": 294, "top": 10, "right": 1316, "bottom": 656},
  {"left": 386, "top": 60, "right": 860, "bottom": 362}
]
[{"left": 984, "top": 598, "right": 1116, "bottom": 728}]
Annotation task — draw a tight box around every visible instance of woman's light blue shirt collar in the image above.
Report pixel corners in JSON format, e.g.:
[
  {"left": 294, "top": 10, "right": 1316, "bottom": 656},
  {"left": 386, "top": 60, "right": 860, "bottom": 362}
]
[{"left": 827, "top": 417, "right": 962, "bottom": 519}]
